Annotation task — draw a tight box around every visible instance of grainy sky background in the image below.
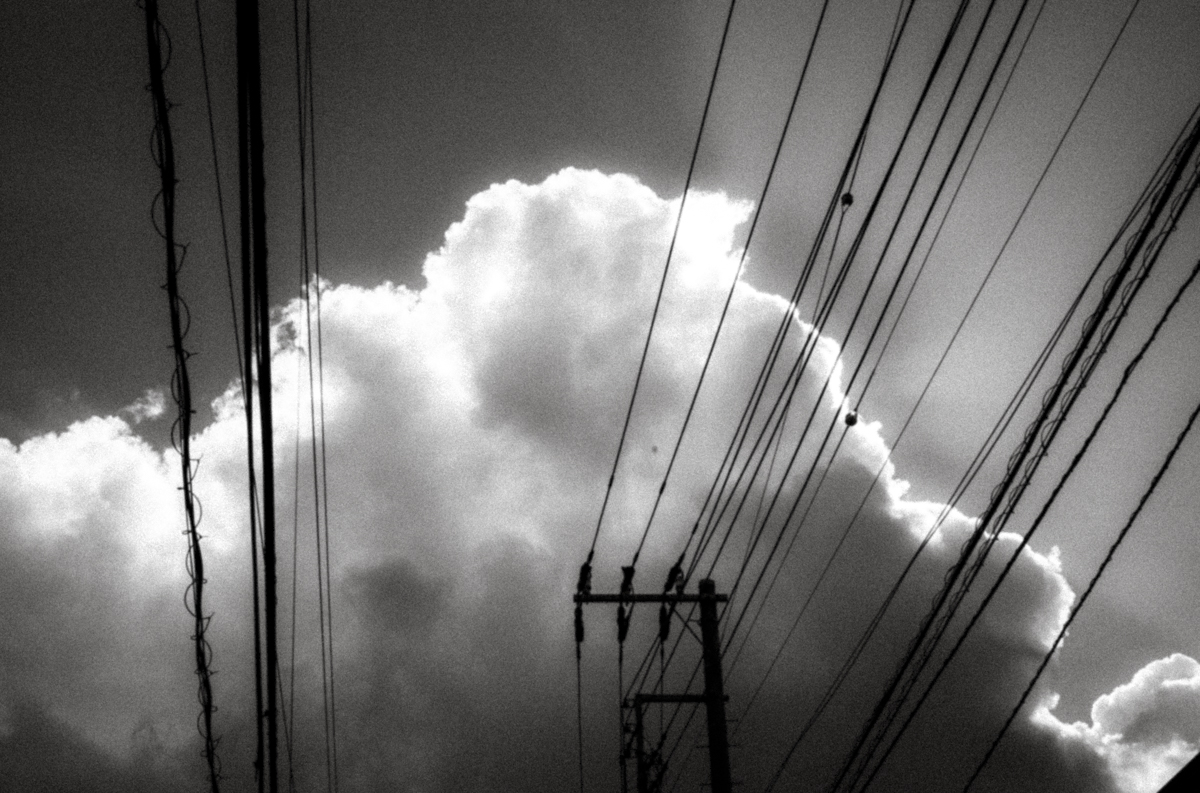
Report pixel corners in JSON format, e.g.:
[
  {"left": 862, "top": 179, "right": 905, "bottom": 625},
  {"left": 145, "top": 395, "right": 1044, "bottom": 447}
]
[{"left": 2, "top": 0, "right": 1199, "bottom": 791}]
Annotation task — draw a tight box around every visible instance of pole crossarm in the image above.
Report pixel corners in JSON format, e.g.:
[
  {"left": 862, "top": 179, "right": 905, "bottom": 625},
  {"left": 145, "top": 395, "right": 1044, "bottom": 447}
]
[
  {"left": 575, "top": 593, "right": 728, "bottom": 604},
  {"left": 631, "top": 694, "right": 719, "bottom": 704}
]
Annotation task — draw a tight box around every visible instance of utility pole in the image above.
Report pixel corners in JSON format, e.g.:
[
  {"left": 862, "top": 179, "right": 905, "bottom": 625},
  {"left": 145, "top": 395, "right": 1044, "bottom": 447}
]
[{"left": 576, "top": 578, "right": 732, "bottom": 793}]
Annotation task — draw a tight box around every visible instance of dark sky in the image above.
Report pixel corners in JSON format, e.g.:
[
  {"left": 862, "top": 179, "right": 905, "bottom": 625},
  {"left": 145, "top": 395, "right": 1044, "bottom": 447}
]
[{"left": 2, "top": 1, "right": 1199, "bottom": 791}]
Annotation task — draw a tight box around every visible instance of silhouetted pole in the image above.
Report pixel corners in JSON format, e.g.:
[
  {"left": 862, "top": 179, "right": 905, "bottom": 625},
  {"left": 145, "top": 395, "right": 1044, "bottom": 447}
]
[
  {"left": 698, "top": 579, "right": 732, "bottom": 793},
  {"left": 576, "top": 580, "right": 732, "bottom": 793}
]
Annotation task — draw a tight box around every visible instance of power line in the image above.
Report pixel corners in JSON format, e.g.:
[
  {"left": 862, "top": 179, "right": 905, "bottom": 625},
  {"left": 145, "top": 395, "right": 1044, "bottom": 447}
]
[
  {"left": 718, "top": 0, "right": 1025, "bottom": 666},
  {"left": 962, "top": 392, "right": 1200, "bottom": 792},
  {"left": 627, "top": 0, "right": 835, "bottom": 569},
  {"left": 236, "top": 0, "right": 281, "bottom": 787},
  {"left": 859, "top": 243, "right": 1200, "bottom": 793},
  {"left": 584, "top": 0, "right": 740, "bottom": 560},
  {"left": 824, "top": 85, "right": 1200, "bottom": 793},
  {"left": 142, "top": 3, "right": 222, "bottom": 788}
]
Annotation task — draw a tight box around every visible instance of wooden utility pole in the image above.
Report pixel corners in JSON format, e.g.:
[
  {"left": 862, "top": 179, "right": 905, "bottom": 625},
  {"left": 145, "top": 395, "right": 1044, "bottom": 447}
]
[{"left": 576, "top": 579, "right": 732, "bottom": 793}]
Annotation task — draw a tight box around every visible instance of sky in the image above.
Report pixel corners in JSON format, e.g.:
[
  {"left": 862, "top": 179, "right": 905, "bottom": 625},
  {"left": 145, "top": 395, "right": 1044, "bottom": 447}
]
[{"left": 2, "top": 1, "right": 1200, "bottom": 792}]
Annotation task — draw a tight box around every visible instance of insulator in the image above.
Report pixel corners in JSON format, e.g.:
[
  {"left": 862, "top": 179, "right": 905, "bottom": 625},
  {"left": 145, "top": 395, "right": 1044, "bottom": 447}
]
[
  {"left": 577, "top": 559, "right": 593, "bottom": 595},
  {"left": 845, "top": 410, "right": 858, "bottom": 427},
  {"left": 663, "top": 562, "right": 682, "bottom": 594},
  {"left": 575, "top": 603, "right": 585, "bottom": 644},
  {"left": 659, "top": 604, "right": 670, "bottom": 642},
  {"left": 620, "top": 565, "right": 636, "bottom": 597},
  {"left": 617, "top": 604, "right": 630, "bottom": 644}
]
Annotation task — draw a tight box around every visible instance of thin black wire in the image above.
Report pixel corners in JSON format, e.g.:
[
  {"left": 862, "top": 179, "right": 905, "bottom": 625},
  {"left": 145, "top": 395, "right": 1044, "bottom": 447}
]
[
  {"left": 142, "top": 4, "right": 221, "bottom": 788},
  {"left": 577, "top": 644, "right": 585, "bottom": 793},
  {"left": 716, "top": 0, "right": 1017, "bottom": 661},
  {"left": 687, "top": 0, "right": 998, "bottom": 711},
  {"left": 721, "top": 0, "right": 1043, "bottom": 743},
  {"left": 962, "top": 394, "right": 1200, "bottom": 792},
  {"left": 688, "top": 0, "right": 970, "bottom": 589},
  {"left": 287, "top": 351, "right": 302, "bottom": 793},
  {"left": 753, "top": 20, "right": 1190, "bottom": 792},
  {"left": 726, "top": 0, "right": 1056, "bottom": 681},
  {"left": 645, "top": 0, "right": 923, "bottom": 772},
  {"left": 734, "top": 0, "right": 1150, "bottom": 697},
  {"left": 193, "top": 0, "right": 243, "bottom": 378},
  {"left": 651, "top": 0, "right": 929, "bottom": 777},
  {"left": 235, "top": 0, "right": 266, "bottom": 782},
  {"left": 859, "top": 248, "right": 1200, "bottom": 793},
  {"left": 628, "top": 0, "right": 834, "bottom": 568},
  {"left": 823, "top": 87, "right": 1200, "bottom": 793},
  {"left": 853, "top": 110, "right": 1200, "bottom": 790},
  {"left": 303, "top": 3, "right": 340, "bottom": 784},
  {"left": 291, "top": 2, "right": 335, "bottom": 788},
  {"left": 237, "top": 0, "right": 280, "bottom": 784},
  {"left": 586, "top": 0, "right": 739, "bottom": 558},
  {"left": 750, "top": 95, "right": 1186, "bottom": 790}
]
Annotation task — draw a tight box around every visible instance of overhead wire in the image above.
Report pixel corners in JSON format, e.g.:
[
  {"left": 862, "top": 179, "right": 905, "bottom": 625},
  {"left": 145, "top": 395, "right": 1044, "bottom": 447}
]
[
  {"left": 141, "top": 3, "right": 222, "bottom": 788},
  {"left": 723, "top": 0, "right": 1053, "bottom": 695},
  {"left": 651, "top": 0, "right": 931, "bottom": 778},
  {"left": 236, "top": 0, "right": 281, "bottom": 786},
  {"left": 582, "top": 0, "right": 740, "bottom": 566},
  {"left": 858, "top": 213, "right": 1200, "bottom": 793},
  {"left": 290, "top": 1, "right": 337, "bottom": 789},
  {"left": 686, "top": 0, "right": 969, "bottom": 590},
  {"left": 640, "top": 0, "right": 926, "bottom": 775},
  {"left": 715, "top": 0, "right": 1022, "bottom": 662},
  {"left": 297, "top": 1, "right": 341, "bottom": 784},
  {"left": 626, "top": 0, "right": 834, "bottom": 570},
  {"left": 820, "top": 78, "right": 1200, "bottom": 793},
  {"left": 574, "top": 0, "right": 739, "bottom": 786},
  {"left": 962, "top": 392, "right": 1200, "bottom": 792},
  {"left": 624, "top": 0, "right": 910, "bottom": 738},
  {"left": 752, "top": 98, "right": 1189, "bottom": 790}
]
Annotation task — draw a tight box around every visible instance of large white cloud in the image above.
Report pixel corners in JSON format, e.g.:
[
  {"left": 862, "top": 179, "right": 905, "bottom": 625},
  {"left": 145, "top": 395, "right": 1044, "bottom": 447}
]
[{"left": 0, "top": 168, "right": 1192, "bottom": 791}]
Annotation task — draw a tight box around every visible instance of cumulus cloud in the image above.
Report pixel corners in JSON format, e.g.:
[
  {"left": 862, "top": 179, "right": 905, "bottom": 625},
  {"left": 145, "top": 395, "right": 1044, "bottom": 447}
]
[
  {"left": 0, "top": 168, "right": 1191, "bottom": 791},
  {"left": 1035, "top": 654, "right": 1200, "bottom": 792},
  {"left": 121, "top": 387, "right": 166, "bottom": 424}
]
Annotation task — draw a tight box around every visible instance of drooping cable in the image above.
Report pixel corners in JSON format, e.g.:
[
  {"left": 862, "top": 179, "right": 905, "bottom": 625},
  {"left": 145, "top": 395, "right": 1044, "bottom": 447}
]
[
  {"left": 142, "top": 3, "right": 221, "bottom": 788},
  {"left": 962, "top": 394, "right": 1200, "bottom": 792}
]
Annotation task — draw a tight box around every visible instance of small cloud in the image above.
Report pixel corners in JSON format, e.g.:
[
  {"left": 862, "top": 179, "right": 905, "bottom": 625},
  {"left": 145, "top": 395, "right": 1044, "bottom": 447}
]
[
  {"left": 120, "top": 389, "right": 165, "bottom": 424},
  {"left": 1034, "top": 654, "right": 1200, "bottom": 792}
]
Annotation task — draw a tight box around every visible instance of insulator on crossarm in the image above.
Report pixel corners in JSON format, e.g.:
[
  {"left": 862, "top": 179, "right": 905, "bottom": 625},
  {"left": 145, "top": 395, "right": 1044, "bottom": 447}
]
[
  {"left": 663, "top": 561, "right": 682, "bottom": 594},
  {"left": 617, "top": 604, "right": 630, "bottom": 644},
  {"left": 620, "top": 565, "right": 636, "bottom": 597},
  {"left": 659, "top": 604, "right": 670, "bottom": 643},
  {"left": 575, "top": 603, "right": 585, "bottom": 645},
  {"left": 577, "top": 557, "right": 593, "bottom": 596}
]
